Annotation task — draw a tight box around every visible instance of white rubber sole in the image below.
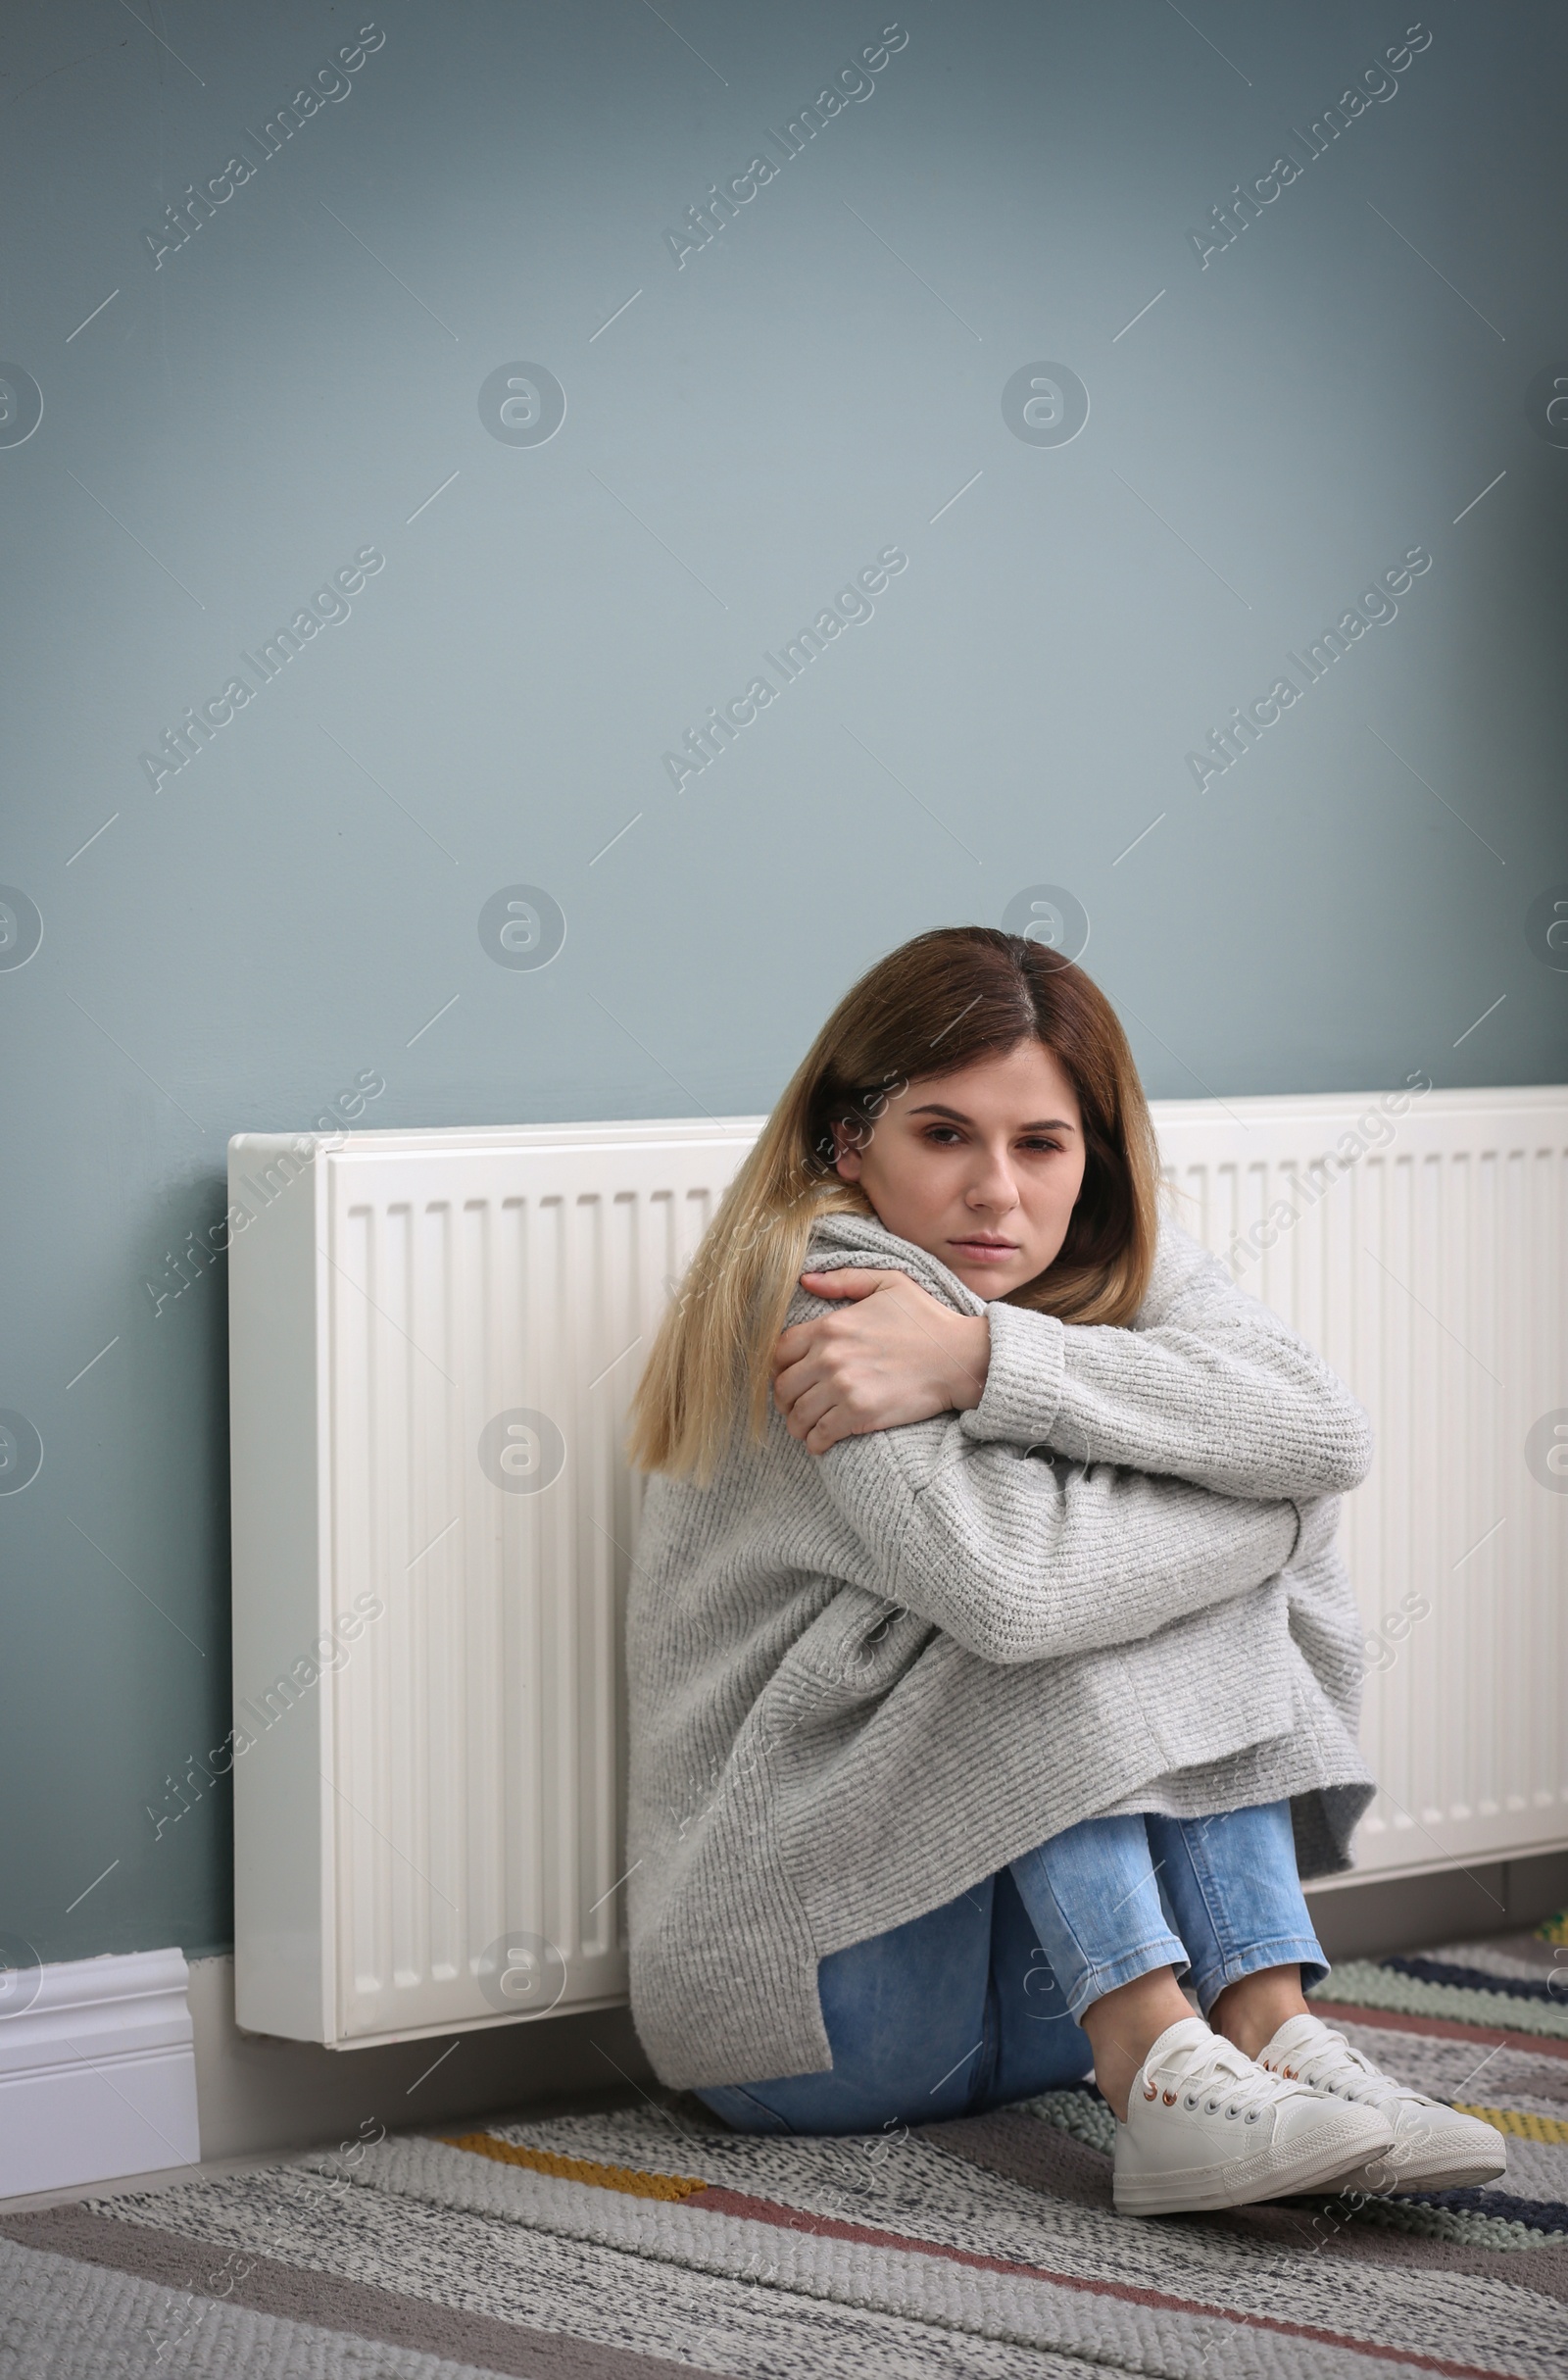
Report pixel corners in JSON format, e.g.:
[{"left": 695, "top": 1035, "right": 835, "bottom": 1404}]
[
  {"left": 1114, "top": 2124, "right": 1396, "bottom": 2216},
  {"left": 1330, "top": 2145, "right": 1508, "bottom": 2197}
]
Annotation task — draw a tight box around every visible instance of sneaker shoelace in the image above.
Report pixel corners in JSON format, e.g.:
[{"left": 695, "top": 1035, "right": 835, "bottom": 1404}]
[
  {"left": 1143, "top": 2032, "right": 1301, "bottom": 2126},
  {"left": 1264, "top": 2027, "right": 1423, "bottom": 2108}
]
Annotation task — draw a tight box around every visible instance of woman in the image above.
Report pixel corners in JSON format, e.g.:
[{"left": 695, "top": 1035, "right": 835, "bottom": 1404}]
[{"left": 624, "top": 928, "right": 1506, "bottom": 2214}]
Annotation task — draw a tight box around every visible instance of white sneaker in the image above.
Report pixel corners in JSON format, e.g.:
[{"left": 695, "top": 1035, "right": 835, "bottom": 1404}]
[
  {"left": 1112, "top": 2016, "right": 1396, "bottom": 2215},
  {"left": 1256, "top": 2012, "right": 1508, "bottom": 2195}
]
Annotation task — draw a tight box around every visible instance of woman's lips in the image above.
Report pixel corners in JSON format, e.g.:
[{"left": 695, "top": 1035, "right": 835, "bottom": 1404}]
[{"left": 949, "top": 1239, "right": 1019, "bottom": 1264}]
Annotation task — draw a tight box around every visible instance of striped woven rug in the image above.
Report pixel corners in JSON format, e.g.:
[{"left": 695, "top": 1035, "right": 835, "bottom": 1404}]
[{"left": 3, "top": 1928, "right": 1565, "bottom": 2379}]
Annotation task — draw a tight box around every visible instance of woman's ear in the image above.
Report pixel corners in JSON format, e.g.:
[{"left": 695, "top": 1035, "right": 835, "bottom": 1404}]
[{"left": 829, "top": 1120, "right": 864, "bottom": 1182}]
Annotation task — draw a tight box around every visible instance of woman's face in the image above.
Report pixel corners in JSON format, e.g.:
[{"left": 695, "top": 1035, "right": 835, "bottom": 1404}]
[{"left": 832, "top": 1039, "right": 1087, "bottom": 1300}]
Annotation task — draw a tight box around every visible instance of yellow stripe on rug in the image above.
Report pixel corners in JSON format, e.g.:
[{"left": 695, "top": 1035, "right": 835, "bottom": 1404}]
[
  {"left": 1450, "top": 2103, "right": 1568, "bottom": 2144},
  {"left": 443, "top": 2133, "right": 709, "bottom": 2200}
]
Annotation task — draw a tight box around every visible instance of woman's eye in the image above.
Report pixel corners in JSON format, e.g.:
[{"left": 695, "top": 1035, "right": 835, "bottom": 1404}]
[{"left": 922, "top": 1126, "right": 963, "bottom": 1145}]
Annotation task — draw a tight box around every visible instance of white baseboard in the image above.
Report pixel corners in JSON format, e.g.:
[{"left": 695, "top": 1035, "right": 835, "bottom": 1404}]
[
  {"left": 0, "top": 1951, "right": 652, "bottom": 2202},
  {"left": 185, "top": 1954, "right": 651, "bottom": 2165},
  {"left": 0, "top": 1947, "right": 201, "bottom": 2199}
]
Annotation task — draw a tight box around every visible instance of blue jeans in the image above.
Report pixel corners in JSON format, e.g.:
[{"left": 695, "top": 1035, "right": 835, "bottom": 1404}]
[{"left": 696, "top": 1802, "right": 1327, "bottom": 2136}]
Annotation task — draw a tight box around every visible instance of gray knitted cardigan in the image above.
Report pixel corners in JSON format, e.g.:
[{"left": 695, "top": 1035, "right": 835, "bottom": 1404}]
[{"left": 625, "top": 1206, "right": 1376, "bottom": 2090}]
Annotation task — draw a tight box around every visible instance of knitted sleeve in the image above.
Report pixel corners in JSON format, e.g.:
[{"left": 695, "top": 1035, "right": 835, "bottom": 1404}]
[
  {"left": 959, "top": 1217, "right": 1374, "bottom": 1502},
  {"left": 814, "top": 1417, "right": 1301, "bottom": 1666}
]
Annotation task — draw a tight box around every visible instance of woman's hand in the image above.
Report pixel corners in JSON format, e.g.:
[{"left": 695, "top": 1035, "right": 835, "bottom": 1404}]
[{"left": 772, "top": 1268, "right": 991, "bottom": 1453}]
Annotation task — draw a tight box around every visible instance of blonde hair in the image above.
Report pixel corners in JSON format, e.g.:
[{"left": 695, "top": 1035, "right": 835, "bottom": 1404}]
[{"left": 627, "top": 926, "right": 1160, "bottom": 1481}]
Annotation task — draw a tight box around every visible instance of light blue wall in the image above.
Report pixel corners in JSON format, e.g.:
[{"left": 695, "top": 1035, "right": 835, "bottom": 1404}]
[{"left": 2, "top": 0, "right": 1564, "bottom": 1964}]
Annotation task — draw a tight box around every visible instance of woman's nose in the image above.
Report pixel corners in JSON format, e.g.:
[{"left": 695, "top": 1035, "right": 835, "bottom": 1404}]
[{"left": 966, "top": 1150, "right": 1020, "bottom": 1212}]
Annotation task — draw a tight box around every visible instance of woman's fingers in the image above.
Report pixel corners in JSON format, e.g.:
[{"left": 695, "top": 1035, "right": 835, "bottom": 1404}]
[
  {"left": 776, "top": 1271, "right": 907, "bottom": 1376},
  {"left": 774, "top": 1331, "right": 866, "bottom": 1440},
  {"left": 773, "top": 1364, "right": 847, "bottom": 1444},
  {"left": 776, "top": 1358, "right": 888, "bottom": 1447},
  {"left": 787, "top": 1377, "right": 859, "bottom": 1451},
  {"left": 775, "top": 1319, "right": 860, "bottom": 1406},
  {"left": 773, "top": 1345, "right": 843, "bottom": 1420},
  {"left": 787, "top": 1385, "right": 843, "bottom": 1443},
  {"left": 798, "top": 1267, "right": 889, "bottom": 1301},
  {"left": 772, "top": 1321, "right": 815, "bottom": 1378},
  {"left": 774, "top": 1267, "right": 988, "bottom": 1444}
]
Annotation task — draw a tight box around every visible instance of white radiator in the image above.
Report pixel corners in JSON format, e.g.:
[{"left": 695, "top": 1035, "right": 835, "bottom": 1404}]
[
  {"left": 1154, "top": 1083, "right": 1568, "bottom": 1889},
  {"left": 228, "top": 1118, "right": 762, "bottom": 2048},
  {"left": 229, "top": 1088, "right": 1567, "bottom": 2047}
]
